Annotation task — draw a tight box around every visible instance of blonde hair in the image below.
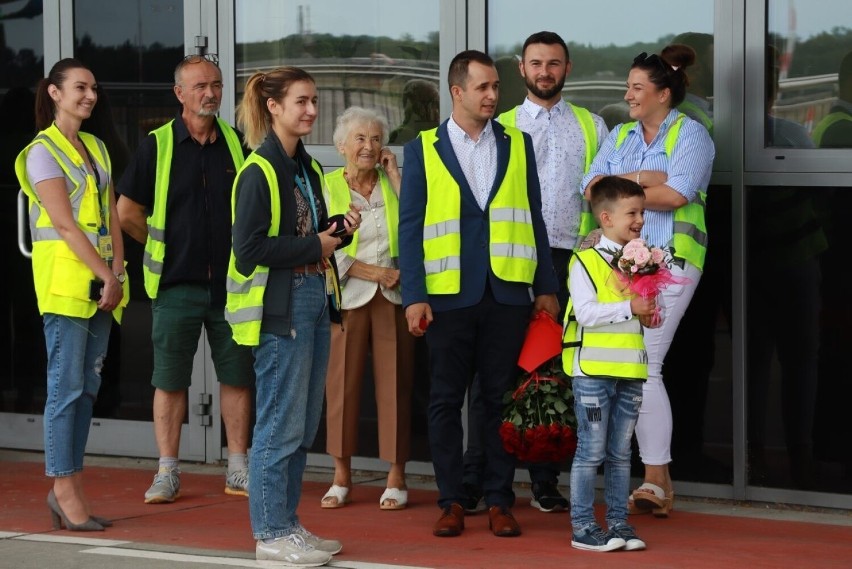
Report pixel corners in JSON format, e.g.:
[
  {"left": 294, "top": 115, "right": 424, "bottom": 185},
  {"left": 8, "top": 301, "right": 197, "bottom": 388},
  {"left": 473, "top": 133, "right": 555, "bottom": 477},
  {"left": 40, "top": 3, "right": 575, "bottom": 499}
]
[{"left": 236, "top": 66, "right": 315, "bottom": 149}]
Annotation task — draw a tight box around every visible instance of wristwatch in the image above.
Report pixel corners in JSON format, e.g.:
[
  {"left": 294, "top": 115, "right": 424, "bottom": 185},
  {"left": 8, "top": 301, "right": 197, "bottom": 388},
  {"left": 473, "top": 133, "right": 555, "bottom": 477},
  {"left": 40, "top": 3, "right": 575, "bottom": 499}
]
[{"left": 115, "top": 273, "right": 126, "bottom": 284}]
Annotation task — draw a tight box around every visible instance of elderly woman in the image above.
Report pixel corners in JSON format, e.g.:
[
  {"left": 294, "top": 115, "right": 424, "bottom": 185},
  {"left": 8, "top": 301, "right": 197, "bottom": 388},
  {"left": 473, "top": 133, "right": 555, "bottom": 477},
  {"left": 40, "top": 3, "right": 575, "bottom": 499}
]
[{"left": 321, "top": 106, "right": 414, "bottom": 510}]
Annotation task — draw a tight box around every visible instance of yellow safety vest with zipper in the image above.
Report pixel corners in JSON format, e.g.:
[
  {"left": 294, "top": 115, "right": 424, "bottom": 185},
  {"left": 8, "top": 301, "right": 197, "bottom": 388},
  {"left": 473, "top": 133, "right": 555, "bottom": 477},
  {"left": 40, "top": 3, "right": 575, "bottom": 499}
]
[
  {"left": 497, "top": 102, "right": 600, "bottom": 244},
  {"left": 561, "top": 248, "right": 647, "bottom": 380},
  {"left": 15, "top": 123, "right": 129, "bottom": 322},
  {"left": 225, "top": 154, "right": 335, "bottom": 346},
  {"left": 143, "top": 118, "right": 245, "bottom": 299},
  {"left": 614, "top": 113, "right": 708, "bottom": 271},
  {"left": 324, "top": 167, "right": 399, "bottom": 265},
  {"left": 420, "top": 126, "right": 537, "bottom": 294}
]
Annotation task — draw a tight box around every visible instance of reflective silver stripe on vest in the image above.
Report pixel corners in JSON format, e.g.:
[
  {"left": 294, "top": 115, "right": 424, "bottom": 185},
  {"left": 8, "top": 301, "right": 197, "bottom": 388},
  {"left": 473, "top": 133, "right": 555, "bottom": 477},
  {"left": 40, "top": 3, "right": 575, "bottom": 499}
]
[
  {"left": 225, "top": 271, "right": 269, "bottom": 294},
  {"left": 585, "top": 320, "right": 640, "bottom": 334},
  {"left": 148, "top": 226, "right": 165, "bottom": 241},
  {"left": 491, "top": 243, "right": 537, "bottom": 261},
  {"left": 29, "top": 136, "right": 98, "bottom": 246},
  {"left": 423, "top": 219, "right": 461, "bottom": 240},
  {"left": 226, "top": 305, "right": 264, "bottom": 324},
  {"left": 579, "top": 347, "right": 648, "bottom": 364},
  {"left": 424, "top": 256, "right": 461, "bottom": 274},
  {"left": 143, "top": 251, "right": 163, "bottom": 275},
  {"left": 491, "top": 207, "right": 532, "bottom": 224},
  {"left": 673, "top": 220, "right": 707, "bottom": 247}
]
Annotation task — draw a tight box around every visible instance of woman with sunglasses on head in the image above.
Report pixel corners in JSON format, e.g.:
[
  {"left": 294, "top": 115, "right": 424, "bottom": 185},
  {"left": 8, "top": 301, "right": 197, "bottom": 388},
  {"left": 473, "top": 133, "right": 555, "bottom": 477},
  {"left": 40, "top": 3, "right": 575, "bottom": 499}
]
[
  {"left": 581, "top": 44, "right": 715, "bottom": 518},
  {"left": 227, "top": 66, "right": 360, "bottom": 567},
  {"left": 15, "top": 58, "right": 128, "bottom": 531}
]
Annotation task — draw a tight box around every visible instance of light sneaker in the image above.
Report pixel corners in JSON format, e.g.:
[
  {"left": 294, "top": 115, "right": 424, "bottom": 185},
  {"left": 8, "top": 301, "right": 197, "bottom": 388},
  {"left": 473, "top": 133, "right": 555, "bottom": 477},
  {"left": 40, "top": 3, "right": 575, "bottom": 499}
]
[
  {"left": 571, "top": 523, "right": 626, "bottom": 552},
  {"left": 610, "top": 522, "right": 647, "bottom": 551},
  {"left": 224, "top": 468, "right": 249, "bottom": 497},
  {"left": 256, "top": 534, "right": 332, "bottom": 567},
  {"left": 144, "top": 468, "right": 181, "bottom": 504},
  {"left": 293, "top": 524, "right": 343, "bottom": 554}
]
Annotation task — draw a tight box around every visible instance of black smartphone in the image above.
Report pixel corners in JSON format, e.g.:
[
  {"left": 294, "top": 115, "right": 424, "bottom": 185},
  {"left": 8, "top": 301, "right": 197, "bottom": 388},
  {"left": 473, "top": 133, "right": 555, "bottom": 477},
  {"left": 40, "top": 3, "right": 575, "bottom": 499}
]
[
  {"left": 326, "top": 214, "right": 349, "bottom": 237},
  {"left": 89, "top": 279, "right": 104, "bottom": 301}
]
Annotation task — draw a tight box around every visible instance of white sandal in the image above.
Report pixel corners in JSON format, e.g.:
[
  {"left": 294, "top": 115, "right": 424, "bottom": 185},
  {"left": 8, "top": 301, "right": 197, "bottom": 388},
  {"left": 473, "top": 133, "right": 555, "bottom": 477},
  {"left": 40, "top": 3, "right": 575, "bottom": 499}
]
[
  {"left": 320, "top": 484, "right": 350, "bottom": 509},
  {"left": 379, "top": 487, "right": 408, "bottom": 510},
  {"left": 631, "top": 482, "right": 666, "bottom": 510}
]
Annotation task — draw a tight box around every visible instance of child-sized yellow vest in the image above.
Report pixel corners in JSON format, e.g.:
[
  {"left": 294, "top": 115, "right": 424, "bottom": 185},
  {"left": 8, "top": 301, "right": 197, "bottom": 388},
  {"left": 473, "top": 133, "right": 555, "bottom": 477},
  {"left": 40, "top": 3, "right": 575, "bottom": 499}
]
[
  {"left": 420, "top": 126, "right": 537, "bottom": 294},
  {"left": 15, "top": 123, "right": 129, "bottom": 322},
  {"left": 561, "top": 248, "right": 647, "bottom": 380}
]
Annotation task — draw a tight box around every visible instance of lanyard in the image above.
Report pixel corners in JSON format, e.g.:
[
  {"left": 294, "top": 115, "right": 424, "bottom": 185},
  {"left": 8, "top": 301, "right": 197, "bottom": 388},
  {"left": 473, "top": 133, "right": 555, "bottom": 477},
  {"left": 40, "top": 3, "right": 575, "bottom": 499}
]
[
  {"left": 81, "top": 143, "right": 108, "bottom": 235},
  {"left": 294, "top": 161, "right": 319, "bottom": 232}
]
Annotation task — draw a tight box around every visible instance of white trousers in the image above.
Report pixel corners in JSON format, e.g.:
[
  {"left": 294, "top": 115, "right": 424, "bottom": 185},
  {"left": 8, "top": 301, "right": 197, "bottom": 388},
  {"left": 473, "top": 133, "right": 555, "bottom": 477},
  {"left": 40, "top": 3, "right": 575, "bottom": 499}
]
[{"left": 634, "top": 261, "right": 702, "bottom": 465}]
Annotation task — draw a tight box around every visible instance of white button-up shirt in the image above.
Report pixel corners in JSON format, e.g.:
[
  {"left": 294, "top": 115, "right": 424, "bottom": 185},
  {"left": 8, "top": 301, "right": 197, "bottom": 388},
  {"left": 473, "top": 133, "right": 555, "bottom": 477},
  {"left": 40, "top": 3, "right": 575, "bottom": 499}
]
[
  {"left": 515, "top": 98, "right": 609, "bottom": 250},
  {"left": 334, "top": 183, "right": 401, "bottom": 310},
  {"left": 447, "top": 114, "right": 497, "bottom": 210}
]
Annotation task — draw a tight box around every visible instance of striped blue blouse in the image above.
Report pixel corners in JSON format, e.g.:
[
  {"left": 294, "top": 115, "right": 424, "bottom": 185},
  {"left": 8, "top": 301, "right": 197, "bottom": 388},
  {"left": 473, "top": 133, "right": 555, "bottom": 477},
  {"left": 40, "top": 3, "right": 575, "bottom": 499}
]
[{"left": 580, "top": 108, "right": 715, "bottom": 249}]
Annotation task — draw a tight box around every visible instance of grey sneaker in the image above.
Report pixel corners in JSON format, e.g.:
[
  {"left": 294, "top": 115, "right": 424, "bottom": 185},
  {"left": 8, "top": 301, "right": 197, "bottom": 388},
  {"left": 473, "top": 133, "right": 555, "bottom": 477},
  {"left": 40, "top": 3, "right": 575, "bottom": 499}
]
[
  {"left": 293, "top": 524, "right": 343, "bottom": 554},
  {"left": 571, "top": 523, "right": 626, "bottom": 552},
  {"left": 610, "top": 522, "right": 647, "bottom": 551},
  {"left": 256, "top": 534, "right": 332, "bottom": 567},
  {"left": 225, "top": 467, "right": 249, "bottom": 497},
  {"left": 144, "top": 468, "right": 181, "bottom": 504}
]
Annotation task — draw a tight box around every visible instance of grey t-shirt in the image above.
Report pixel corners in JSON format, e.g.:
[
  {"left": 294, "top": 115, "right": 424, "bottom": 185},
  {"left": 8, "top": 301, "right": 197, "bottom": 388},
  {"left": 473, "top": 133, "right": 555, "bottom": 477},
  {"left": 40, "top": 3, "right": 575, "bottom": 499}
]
[{"left": 26, "top": 142, "right": 110, "bottom": 195}]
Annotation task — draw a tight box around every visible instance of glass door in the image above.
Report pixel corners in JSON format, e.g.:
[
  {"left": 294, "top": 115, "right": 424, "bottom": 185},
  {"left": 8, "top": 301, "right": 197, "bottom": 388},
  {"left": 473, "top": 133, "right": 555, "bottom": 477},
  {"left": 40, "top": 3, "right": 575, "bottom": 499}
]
[{"left": 2, "top": 0, "right": 221, "bottom": 463}]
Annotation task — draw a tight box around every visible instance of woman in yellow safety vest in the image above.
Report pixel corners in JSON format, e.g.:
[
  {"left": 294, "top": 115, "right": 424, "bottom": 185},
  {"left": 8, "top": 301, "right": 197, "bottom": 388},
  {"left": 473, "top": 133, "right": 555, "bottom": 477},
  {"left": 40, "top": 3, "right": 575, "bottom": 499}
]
[
  {"left": 320, "top": 106, "right": 414, "bottom": 512},
  {"left": 228, "top": 66, "right": 360, "bottom": 565},
  {"left": 581, "top": 44, "right": 715, "bottom": 518},
  {"left": 15, "top": 58, "right": 128, "bottom": 532}
]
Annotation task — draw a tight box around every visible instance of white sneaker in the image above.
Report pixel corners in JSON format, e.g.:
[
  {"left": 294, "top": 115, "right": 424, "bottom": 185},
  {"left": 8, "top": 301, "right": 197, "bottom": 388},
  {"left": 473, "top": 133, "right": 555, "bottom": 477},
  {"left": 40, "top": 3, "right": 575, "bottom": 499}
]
[
  {"left": 293, "top": 524, "right": 343, "bottom": 554},
  {"left": 256, "top": 534, "right": 332, "bottom": 567}
]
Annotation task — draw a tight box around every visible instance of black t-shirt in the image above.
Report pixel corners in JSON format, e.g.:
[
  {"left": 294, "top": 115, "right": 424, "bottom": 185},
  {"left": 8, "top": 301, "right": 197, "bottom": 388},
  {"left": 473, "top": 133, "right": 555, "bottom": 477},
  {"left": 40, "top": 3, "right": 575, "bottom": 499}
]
[{"left": 118, "top": 115, "right": 249, "bottom": 305}]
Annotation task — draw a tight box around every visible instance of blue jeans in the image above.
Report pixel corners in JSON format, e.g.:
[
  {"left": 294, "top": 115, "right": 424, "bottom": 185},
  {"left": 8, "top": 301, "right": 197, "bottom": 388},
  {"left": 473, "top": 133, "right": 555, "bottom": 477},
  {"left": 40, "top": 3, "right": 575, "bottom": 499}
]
[
  {"left": 43, "top": 311, "right": 112, "bottom": 477},
  {"left": 570, "top": 377, "right": 643, "bottom": 531},
  {"left": 248, "top": 274, "right": 330, "bottom": 540}
]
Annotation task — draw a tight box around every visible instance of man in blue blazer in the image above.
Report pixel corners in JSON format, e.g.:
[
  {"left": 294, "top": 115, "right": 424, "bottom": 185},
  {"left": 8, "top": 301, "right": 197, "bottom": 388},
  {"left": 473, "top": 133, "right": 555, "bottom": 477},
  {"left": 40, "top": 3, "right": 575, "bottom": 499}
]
[{"left": 398, "top": 49, "right": 559, "bottom": 538}]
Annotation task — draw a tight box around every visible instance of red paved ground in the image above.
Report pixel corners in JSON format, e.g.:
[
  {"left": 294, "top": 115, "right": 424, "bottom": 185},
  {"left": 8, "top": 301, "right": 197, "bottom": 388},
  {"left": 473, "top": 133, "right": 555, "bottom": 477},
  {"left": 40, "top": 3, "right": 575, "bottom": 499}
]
[{"left": 2, "top": 459, "right": 851, "bottom": 568}]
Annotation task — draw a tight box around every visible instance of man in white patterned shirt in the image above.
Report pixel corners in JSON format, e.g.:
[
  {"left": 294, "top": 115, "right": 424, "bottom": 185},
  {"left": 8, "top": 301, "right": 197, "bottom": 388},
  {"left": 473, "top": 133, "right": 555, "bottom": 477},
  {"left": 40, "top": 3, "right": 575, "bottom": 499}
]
[{"left": 463, "top": 31, "right": 609, "bottom": 515}]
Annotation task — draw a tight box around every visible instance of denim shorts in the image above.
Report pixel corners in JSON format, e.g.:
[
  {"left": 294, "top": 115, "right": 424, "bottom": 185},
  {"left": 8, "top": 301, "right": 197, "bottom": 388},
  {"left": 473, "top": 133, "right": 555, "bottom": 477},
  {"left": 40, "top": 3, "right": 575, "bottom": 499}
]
[{"left": 151, "top": 283, "right": 254, "bottom": 391}]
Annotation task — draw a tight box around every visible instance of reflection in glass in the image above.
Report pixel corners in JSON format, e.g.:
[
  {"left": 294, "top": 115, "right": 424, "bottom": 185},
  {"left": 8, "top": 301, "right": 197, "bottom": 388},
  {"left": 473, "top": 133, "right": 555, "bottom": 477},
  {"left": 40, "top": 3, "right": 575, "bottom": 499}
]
[
  {"left": 71, "top": 0, "right": 184, "bottom": 422},
  {"left": 235, "top": 0, "right": 440, "bottom": 145},
  {"left": 1, "top": 0, "right": 44, "bottom": 414},
  {"left": 766, "top": 0, "right": 852, "bottom": 148}
]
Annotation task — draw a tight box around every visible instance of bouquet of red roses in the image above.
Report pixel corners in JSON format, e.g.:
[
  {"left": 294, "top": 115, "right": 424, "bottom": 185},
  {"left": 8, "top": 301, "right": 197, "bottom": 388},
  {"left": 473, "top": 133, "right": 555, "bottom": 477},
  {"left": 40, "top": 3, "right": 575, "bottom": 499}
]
[
  {"left": 606, "top": 238, "right": 688, "bottom": 327},
  {"left": 499, "top": 312, "right": 577, "bottom": 463}
]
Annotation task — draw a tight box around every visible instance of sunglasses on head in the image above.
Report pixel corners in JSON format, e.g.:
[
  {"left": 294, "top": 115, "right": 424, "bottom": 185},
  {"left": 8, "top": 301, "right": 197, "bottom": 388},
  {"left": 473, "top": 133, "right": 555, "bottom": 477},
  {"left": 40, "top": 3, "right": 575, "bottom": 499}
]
[
  {"left": 181, "top": 53, "right": 219, "bottom": 66},
  {"left": 633, "top": 52, "right": 669, "bottom": 71}
]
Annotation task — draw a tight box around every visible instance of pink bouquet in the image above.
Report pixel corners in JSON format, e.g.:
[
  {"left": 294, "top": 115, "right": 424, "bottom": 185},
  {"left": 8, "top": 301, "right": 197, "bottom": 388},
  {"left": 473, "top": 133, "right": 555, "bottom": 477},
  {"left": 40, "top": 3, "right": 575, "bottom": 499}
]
[{"left": 606, "top": 239, "right": 688, "bottom": 327}]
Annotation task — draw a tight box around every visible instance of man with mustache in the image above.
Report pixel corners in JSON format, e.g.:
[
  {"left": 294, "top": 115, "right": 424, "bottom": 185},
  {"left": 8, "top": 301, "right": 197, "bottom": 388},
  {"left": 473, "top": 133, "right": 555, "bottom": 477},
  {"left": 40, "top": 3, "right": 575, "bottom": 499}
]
[
  {"left": 117, "top": 54, "right": 254, "bottom": 504},
  {"left": 462, "top": 31, "right": 609, "bottom": 515}
]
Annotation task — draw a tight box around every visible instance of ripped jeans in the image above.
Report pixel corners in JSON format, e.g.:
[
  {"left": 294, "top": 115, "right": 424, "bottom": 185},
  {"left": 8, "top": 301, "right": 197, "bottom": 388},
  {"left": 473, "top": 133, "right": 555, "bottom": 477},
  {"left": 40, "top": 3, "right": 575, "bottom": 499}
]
[
  {"left": 569, "top": 376, "right": 643, "bottom": 531},
  {"left": 43, "top": 311, "right": 112, "bottom": 477}
]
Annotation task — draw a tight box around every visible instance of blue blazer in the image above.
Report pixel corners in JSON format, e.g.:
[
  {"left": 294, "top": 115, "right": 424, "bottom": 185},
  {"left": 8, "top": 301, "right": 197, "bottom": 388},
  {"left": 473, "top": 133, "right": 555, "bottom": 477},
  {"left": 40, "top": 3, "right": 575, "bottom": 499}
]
[{"left": 399, "top": 119, "right": 558, "bottom": 312}]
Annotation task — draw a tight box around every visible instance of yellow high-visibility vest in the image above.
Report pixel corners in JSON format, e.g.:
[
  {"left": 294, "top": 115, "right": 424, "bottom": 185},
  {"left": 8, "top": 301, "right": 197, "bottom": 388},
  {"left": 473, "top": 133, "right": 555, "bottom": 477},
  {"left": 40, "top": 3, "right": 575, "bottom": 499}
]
[
  {"left": 15, "top": 123, "right": 129, "bottom": 321},
  {"left": 561, "top": 248, "right": 647, "bottom": 380},
  {"left": 143, "top": 118, "right": 245, "bottom": 298},
  {"left": 419, "top": 126, "right": 537, "bottom": 294}
]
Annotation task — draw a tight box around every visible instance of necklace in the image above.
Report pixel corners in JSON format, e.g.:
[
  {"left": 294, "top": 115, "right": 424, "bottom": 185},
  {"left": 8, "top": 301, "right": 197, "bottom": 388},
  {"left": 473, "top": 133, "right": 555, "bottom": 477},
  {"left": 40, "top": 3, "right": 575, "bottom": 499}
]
[{"left": 343, "top": 169, "right": 377, "bottom": 198}]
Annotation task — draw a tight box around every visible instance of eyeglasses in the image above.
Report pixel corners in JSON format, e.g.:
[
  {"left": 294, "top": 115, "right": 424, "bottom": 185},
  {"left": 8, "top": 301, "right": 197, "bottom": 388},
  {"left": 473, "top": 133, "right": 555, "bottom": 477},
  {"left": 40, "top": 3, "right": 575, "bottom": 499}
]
[
  {"left": 181, "top": 53, "right": 219, "bottom": 66},
  {"left": 633, "top": 52, "right": 669, "bottom": 72}
]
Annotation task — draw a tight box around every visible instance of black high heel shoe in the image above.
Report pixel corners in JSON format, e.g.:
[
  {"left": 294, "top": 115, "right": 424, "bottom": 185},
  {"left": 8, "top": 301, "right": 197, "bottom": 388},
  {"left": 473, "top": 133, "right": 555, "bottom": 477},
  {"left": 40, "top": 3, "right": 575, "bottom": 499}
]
[{"left": 46, "top": 490, "right": 104, "bottom": 531}]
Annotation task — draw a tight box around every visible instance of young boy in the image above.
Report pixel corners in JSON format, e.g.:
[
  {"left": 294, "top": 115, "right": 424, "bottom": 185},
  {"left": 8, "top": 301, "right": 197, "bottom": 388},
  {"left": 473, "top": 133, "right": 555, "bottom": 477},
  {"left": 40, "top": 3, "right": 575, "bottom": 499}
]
[{"left": 562, "top": 176, "right": 658, "bottom": 552}]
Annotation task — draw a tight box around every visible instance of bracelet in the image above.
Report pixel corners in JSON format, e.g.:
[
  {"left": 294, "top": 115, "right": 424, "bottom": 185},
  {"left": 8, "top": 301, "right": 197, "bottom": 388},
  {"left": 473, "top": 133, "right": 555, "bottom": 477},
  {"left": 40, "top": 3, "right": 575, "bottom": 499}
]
[{"left": 636, "top": 170, "right": 642, "bottom": 186}]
